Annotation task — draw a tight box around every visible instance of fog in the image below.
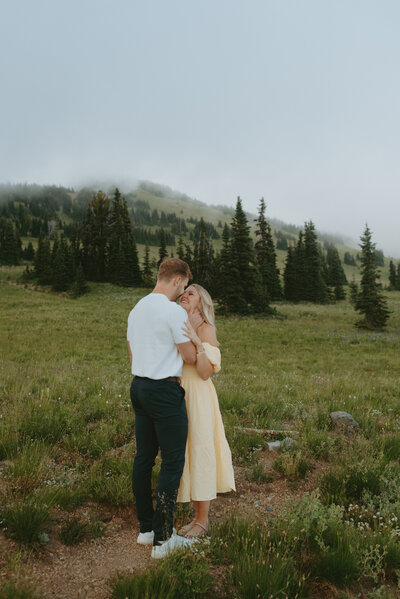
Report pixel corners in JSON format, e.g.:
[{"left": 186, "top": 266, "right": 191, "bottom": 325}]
[{"left": 1, "top": 0, "right": 399, "bottom": 256}]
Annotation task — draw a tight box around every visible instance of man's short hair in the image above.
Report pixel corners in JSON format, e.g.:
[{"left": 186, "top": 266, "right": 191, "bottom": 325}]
[{"left": 157, "top": 258, "right": 192, "bottom": 282}]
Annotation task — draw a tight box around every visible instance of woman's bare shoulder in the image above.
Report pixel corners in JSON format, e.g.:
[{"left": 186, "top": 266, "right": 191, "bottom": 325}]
[{"left": 197, "top": 323, "right": 218, "bottom": 346}]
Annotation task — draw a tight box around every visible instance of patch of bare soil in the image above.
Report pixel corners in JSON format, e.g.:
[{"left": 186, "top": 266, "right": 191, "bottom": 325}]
[{"left": 0, "top": 453, "right": 329, "bottom": 599}]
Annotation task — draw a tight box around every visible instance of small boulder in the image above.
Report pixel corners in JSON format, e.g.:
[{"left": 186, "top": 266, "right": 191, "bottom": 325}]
[
  {"left": 267, "top": 440, "right": 281, "bottom": 452},
  {"left": 330, "top": 411, "right": 360, "bottom": 435}
]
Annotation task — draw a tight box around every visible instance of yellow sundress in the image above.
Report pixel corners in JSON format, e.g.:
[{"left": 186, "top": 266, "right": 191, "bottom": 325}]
[{"left": 177, "top": 342, "right": 236, "bottom": 502}]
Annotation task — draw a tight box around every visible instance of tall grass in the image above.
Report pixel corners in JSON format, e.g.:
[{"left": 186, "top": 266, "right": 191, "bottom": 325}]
[{"left": 1, "top": 270, "right": 400, "bottom": 595}]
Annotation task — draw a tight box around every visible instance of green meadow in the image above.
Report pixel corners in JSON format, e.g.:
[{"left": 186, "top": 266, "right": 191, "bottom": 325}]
[{"left": 1, "top": 266, "right": 400, "bottom": 598}]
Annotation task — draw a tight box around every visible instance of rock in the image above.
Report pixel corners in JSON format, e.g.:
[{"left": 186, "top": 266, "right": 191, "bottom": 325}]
[
  {"left": 267, "top": 441, "right": 281, "bottom": 452},
  {"left": 330, "top": 411, "right": 360, "bottom": 435}
]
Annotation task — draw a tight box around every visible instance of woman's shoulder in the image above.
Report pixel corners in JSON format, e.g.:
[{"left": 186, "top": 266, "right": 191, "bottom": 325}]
[{"left": 198, "top": 322, "right": 218, "bottom": 346}]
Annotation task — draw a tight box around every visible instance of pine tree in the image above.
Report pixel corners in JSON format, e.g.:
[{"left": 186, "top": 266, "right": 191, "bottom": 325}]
[
  {"left": 354, "top": 225, "right": 389, "bottom": 329},
  {"left": 107, "top": 189, "right": 142, "bottom": 286},
  {"left": 23, "top": 241, "right": 35, "bottom": 261},
  {"left": 397, "top": 263, "right": 400, "bottom": 290},
  {"left": 81, "top": 190, "right": 110, "bottom": 281},
  {"left": 216, "top": 223, "right": 244, "bottom": 312},
  {"left": 157, "top": 228, "right": 168, "bottom": 268},
  {"left": 142, "top": 246, "right": 154, "bottom": 287},
  {"left": 348, "top": 277, "right": 358, "bottom": 305},
  {"left": 52, "top": 235, "right": 72, "bottom": 292},
  {"left": 283, "top": 233, "right": 307, "bottom": 301},
  {"left": 34, "top": 230, "right": 52, "bottom": 285},
  {"left": 389, "top": 260, "right": 397, "bottom": 289},
  {"left": 303, "top": 221, "right": 330, "bottom": 303},
  {"left": 326, "top": 245, "right": 347, "bottom": 300},
  {"left": 176, "top": 235, "right": 185, "bottom": 260},
  {"left": 0, "top": 217, "right": 20, "bottom": 265},
  {"left": 254, "top": 198, "right": 282, "bottom": 301},
  {"left": 71, "top": 262, "right": 89, "bottom": 298},
  {"left": 217, "top": 198, "right": 269, "bottom": 313},
  {"left": 191, "top": 218, "right": 215, "bottom": 291}
]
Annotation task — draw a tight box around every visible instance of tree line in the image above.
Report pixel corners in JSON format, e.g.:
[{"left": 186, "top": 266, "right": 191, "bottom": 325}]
[{"left": 1, "top": 187, "right": 393, "bottom": 327}]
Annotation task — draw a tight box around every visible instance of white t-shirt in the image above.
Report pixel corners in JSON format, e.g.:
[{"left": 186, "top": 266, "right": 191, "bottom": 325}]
[{"left": 127, "top": 293, "right": 189, "bottom": 379}]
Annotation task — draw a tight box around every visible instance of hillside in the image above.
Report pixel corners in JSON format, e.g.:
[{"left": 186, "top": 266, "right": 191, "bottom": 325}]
[{"left": 0, "top": 181, "right": 394, "bottom": 284}]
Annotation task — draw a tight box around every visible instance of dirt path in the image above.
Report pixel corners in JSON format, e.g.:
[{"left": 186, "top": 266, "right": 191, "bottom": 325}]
[{"left": 1, "top": 455, "right": 323, "bottom": 598}]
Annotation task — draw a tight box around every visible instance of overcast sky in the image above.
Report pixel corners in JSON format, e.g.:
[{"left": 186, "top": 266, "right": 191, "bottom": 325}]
[{"left": 1, "top": 0, "right": 399, "bottom": 256}]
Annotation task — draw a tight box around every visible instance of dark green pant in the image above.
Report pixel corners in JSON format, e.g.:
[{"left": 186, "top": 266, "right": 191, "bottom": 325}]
[{"left": 130, "top": 376, "right": 188, "bottom": 544}]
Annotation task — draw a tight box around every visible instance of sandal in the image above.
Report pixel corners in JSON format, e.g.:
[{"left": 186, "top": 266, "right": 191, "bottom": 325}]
[
  {"left": 184, "top": 521, "right": 208, "bottom": 538},
  {"left": 177, "top": 519, "right": 196, "bottom": 536}
]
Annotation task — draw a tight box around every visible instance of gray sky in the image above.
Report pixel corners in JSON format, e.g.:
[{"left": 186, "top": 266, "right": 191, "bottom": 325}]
[{"left": 1, "top": 0, "right": 399, "bottom": 256}]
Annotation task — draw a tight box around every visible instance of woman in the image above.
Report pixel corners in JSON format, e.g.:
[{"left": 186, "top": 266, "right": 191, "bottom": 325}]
[{"left": 177, "top": 284, "right": 235, "bottom": 538}]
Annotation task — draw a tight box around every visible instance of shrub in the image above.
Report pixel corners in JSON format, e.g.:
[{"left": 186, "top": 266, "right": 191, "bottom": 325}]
[
  {"left": 0, "top": 582, "right": 41, "bottom": 599},
  {"left": 1, "top": 499, "right": 49, "bottom": 544},
  {"left": 18, "top": 398, "right": 69, "bottom": 444},
  {"left": 383, "top": 435, "right": 400, "bottom": 461},
  {"left": 245, "top": 463, "right": 273, "bottom": 483},
  {"left": 110, "top": 548, "right": 212, "bottom": 599},
  {"left": 58, "top": 517, "right": 106, "bottom": 545},
  {"left": 84, "top": 452, "right": 132, "bottom": 506},
  {"left": 320, "top": 461, "right": 384, "bottom": 506},
  {"left": 5, "top": 440, "right": 51, "bottom": 494},
  {"left": 273, "top": 450, "right": 310, "bottom": 480}
]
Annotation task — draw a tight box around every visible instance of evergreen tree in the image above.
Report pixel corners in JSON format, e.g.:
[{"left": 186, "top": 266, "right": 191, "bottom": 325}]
[
  {"left": 0, "top": 217, "right": 20, "bottom": 265},
  {"left": 157, "top": 228, "right": 168, "bottom": 268},
  {"left": 283, "top": 233, "right": 307, "bottom": 301},
  {"left": 107, "top": 189, "right": 142, "bottom": 286},
  {"left": 176, "top": 235, "right": 185, "bottom": 260},
  {"left": 397, "top": 263, "right": 400, "bottom": 290},
  {"left": 81, "top": 190, "right": 110, "bottom": 281},
  {"left": 34, "top": 230, "right": 52, "bottom": 285},
  {"left": 52, "top": 235, "right": 72, "bottom": 292},
  {"left": 216, "top": 223, "right": 244, "bottom": 312},
  {"left": 183, "top": 243, "right": 193, "bottom": 271},
  {"left": 389, "top": 260, "right": 397, "bottom": 289},
  {"left": 254, "top": 198, "right": 282, "bottom": 300},
  {"left": 71, "top": 262, "right": 89, "bottom": 298},
  {"left": 354, "top": 225, "right": 389, "bottom": 329},
  {"left": 344, "top": 251, "right": 357, "bottom": 266},
  {"left": 142, "top": 246, "right": 154, "bottom": 287},
  {"left": 348, "top": 277, "right": 358, "bottom": 305},
  {"left": 217, "top": 198, "right": 269, "bottom": 313},
  {"left": 303, "top": 221, "right": 330, "bottom": 303},
  {"left": 283, "top": 245, "right": 297, "bottom": 301},
  {"left": 191, "top": 218, "right": 215, "bottom": 292},
  {"left": 23, "top": 241, "right": 35, "bottom": 261},
  {"left": 326, "top": 245, "right": 347, "bottom": 300}
]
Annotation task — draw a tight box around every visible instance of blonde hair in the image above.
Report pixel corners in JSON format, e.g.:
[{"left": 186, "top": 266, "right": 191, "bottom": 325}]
[{"left": 190, "top": 284, "right": 216, "bottom": 328}]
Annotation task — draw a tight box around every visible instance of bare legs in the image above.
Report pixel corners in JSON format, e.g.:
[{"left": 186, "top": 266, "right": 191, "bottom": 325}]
[{"left": 184, "top": 500, "right": 210, "bottom": 537}]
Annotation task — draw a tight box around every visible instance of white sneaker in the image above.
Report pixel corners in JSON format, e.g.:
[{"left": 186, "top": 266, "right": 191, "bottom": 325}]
[
  {"left": 137, "top": 528, "right": 176, "bottom": 545},
  {"left": 151, "top": 534, "right": 195, "bottom": 559},
  {"left": 137, "top": 531, "right": 154, "bottom": 545}
]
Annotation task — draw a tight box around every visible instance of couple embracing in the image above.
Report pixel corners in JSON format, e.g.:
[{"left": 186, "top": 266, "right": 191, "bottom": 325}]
[{"left": 127, "top": 258, "right": 235, "bottom": 559}]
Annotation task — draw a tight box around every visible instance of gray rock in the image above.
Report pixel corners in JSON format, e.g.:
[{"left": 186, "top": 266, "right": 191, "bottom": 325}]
[
  {"left": 330, "top": 411, "right": 360, "bottom": 435},
  {"left": 267, "top": 440, "right": 281, "bottom": 451}
]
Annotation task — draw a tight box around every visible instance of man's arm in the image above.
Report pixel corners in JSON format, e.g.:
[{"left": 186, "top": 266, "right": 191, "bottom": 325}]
[
  {"left": 127, "top": 341, "right": 132, "bottom": 366},
  {"left": 177, "top": 341, "right": 197, "bottom": 365}
]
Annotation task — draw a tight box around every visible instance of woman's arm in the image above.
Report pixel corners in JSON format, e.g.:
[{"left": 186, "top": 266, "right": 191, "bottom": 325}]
[{"left": 182, "top": 321, "right": 218, "bottom": 380}]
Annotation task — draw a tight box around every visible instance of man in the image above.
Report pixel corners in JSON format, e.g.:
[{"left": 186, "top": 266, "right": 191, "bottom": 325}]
[{"left": 127, "top": 258, "right": 196, "bottom": 559}]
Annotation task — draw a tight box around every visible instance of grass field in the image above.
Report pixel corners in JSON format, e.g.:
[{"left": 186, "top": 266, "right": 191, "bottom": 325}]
[{"left": 1, "top": 266, "right": 400, "bottom": 598}]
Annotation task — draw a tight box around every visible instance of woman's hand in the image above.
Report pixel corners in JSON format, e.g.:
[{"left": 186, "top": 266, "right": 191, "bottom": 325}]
[
  {"left": 182, "top": 320, "right": 202, "bottom": 349},
  {"left": 188, "top": 308, "right": 204, "bottom": 332}
]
